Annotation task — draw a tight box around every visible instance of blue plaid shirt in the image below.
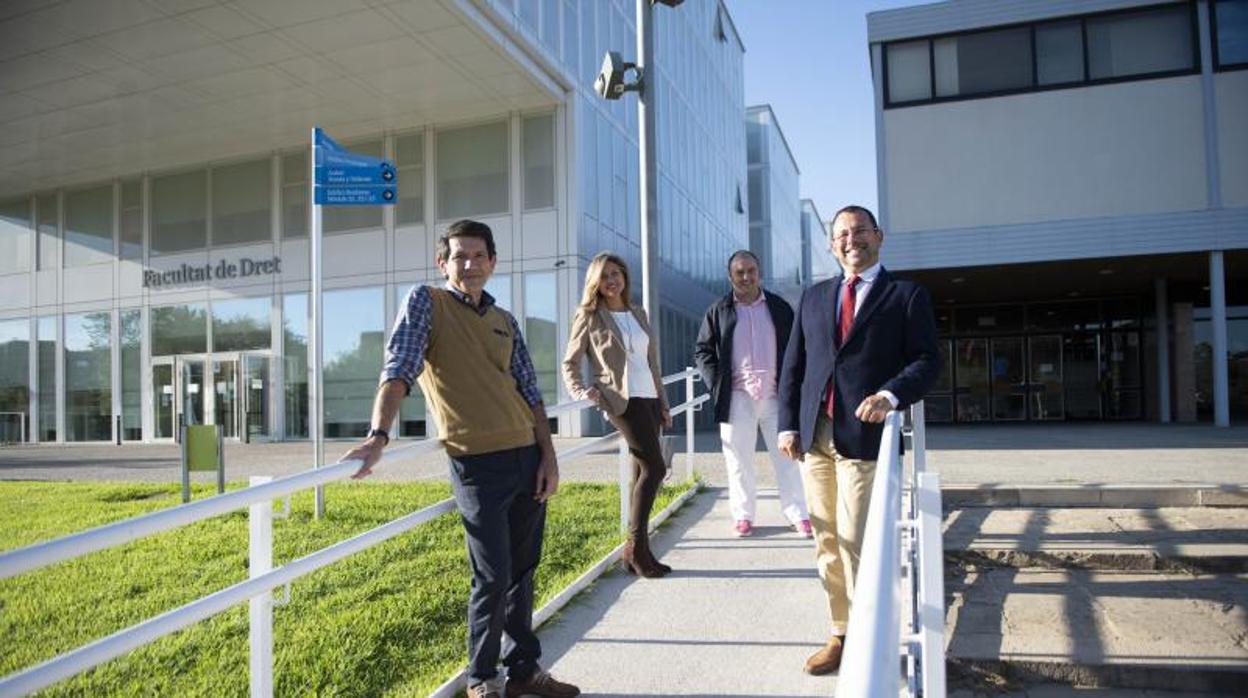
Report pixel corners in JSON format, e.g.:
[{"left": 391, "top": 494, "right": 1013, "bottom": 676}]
[{"left": 381, "top": 283, "right": 543, "bottom": 407}]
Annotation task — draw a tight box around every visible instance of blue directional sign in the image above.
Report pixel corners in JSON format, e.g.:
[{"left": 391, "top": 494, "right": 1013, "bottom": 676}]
[
  {"left": 313, "top": 126, "right": 397, "bottom": 206},
  {"left": 315, "top": 186, "right": 397, "bottom": 206}
]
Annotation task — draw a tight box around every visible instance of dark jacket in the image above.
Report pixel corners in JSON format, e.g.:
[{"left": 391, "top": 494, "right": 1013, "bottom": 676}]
[
  {"left": 778, "top": 268, "right": 940, "bottom": 460},
  {"left": 694, "top": 290, "right": 795, "bottom": 424}
]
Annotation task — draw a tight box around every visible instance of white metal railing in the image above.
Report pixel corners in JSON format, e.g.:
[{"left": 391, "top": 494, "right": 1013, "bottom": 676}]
[
  {"left": 838, "top": 400, "right": 946, "bottom": 698},
  {"left": 0, "top": 368, "right": 708, "bottom": 698}
]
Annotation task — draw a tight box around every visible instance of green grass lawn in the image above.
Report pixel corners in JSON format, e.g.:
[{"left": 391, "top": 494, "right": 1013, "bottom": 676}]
[{"left": 0, "top": 479, "right": 691, "bottom": 697}]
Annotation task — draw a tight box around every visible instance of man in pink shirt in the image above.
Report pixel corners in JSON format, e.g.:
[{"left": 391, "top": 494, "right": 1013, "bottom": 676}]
[{"left": 695, "top": 251, "right": 810, "bottom": 537}]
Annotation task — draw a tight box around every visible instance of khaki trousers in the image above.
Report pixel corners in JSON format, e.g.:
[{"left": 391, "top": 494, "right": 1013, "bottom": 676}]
[{"left": 800, "top": 414, "right": 876, "bottom": 635}]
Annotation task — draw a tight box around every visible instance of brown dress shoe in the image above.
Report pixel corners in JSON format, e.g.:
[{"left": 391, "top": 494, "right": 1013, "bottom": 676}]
[
  {"left": 804, "top": 636, "right": 845, "bottom": 675},
  {"left": 505, "top": 669, "right": 580, "bottom": 697}
]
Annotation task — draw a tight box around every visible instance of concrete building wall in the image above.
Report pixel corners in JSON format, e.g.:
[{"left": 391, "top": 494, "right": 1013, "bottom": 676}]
[
  {"left": 884, "top": 75, "right": 1208, "bottom": 233},
  {"left": 1216, "top": 70, "right": 1248, "bottom": 208}
]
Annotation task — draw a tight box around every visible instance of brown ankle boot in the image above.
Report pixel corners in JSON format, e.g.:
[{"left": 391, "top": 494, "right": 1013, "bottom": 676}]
[
  {"left": 621, "top": 539, "right": 666, "bottom": 578},
  {"left": 642, "top": 541, "right": 672, "bottom": 575}
]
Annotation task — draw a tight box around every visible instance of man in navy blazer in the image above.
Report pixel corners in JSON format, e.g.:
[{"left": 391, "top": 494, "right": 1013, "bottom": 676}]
[{"left": 778, "top": 205, "right": 940, "bottom": 675}]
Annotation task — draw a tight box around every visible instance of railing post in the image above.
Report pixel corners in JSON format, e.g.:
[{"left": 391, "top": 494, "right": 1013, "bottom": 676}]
[
  {"left": 911, "top": 400, "right": 926, "bottom": 474},
  {"left": 916, "top": 471, "right": 946, "bottom": 698},
  {"left": 617, "top": 438, "right": 631, "bottom": 535},
  {"left": 684, "top": 367, "right": 695, "bottom": 482},
  {"left": 249, "top": 476, "right": 274, "bottom": 698}
]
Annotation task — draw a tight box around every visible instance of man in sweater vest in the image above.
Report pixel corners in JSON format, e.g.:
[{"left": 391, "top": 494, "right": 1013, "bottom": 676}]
[{"left": 341, "top": 220, "right": 579, "bottom": 698}]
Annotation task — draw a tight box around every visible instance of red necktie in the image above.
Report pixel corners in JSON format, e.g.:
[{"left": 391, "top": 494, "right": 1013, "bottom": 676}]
[{"left": 825, "top": 275, "right": 860, "bottom": 419}]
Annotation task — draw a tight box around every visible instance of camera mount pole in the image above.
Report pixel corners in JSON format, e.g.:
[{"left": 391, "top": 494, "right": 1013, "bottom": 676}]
[{"left": 637, "top": 0, "right": 660, "bottom": 351}]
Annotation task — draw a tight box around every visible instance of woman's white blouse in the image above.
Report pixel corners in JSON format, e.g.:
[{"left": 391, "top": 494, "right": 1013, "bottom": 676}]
[{"left": 610, "top": 310, "right": 658, "bottom": 399}]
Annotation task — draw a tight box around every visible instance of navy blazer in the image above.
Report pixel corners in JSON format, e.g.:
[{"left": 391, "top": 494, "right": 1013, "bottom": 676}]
[{"left": 778, "top": 268, "right": 940, "bottom": 460}]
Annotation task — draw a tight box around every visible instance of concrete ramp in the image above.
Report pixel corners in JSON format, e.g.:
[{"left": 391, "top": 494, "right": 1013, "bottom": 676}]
[{"left": 535, "top": 487, "right": 839, "bottom": 697}]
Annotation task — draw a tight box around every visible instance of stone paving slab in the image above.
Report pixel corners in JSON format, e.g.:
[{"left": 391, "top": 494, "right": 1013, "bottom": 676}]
[
  {"left": 943, "top": 507, "right": 1248, "bottom": 571},
  {"left": 946, "top": 568, "right": 1248, "bottom": 693},
  {"left": 535, "top": 487, "right": 838, "bottom": 697}
]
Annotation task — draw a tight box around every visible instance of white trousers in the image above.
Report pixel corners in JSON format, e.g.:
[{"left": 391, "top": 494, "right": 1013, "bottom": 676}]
[{"left": 719, "top": 391, "right": 809, "bottom": 524}]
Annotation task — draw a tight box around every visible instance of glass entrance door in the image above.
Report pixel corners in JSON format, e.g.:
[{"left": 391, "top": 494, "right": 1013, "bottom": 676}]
[
  {"left": 181, "top": 358, "right": 206, "bottom": 427},
  {"left": 153, "top": 362, "right": 175, "bottom": 439},
  {"left": 1028, "top": 335, "right": 1064, "bottom": 420},
  {"left": 242, "top": 354, "right": 270, "bottom": 441},
  {"left": 990, "top": 338, "right": 1026, "bottom": 420},
  {"left": 955, "top": 338, "right": 990, "bottom": 422},
  {"left": 213, "top": 359, "right": 239, "bottom": 439},
  {"left": 1064, "top": 334, "right": 1102, "bottom": 419}
]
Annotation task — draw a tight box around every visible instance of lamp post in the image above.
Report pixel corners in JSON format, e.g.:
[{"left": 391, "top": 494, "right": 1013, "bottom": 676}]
[{"left": 594, "top": 0, "right": 683, "bottom": 346}]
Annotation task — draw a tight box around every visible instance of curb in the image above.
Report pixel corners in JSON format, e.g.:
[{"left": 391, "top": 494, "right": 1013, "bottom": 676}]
[
  {"left": 428, "top": 481, "right": 703, "bottom": 698},
  {"left": 943, "top": 484, "right": 1248, "bottom": 508}
]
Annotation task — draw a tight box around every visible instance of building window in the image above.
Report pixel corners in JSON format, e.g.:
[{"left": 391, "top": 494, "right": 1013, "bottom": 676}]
[
  {"left": 211, "top": 296, "right": 271, "bottom": 352},
  {"left": 120, "top": 179, "right": 142, "bottom": 260},
  {"left": 64, "top": 184, "right": 114, "bottom": 267},
  {"left": 1214, "top": 0, "right": 1248, "bottom": 69},
  {"left": 37, "top": 194, "right": 58, "bottom": 271},
  {"left": 281, "top": 151, "right": 308, "bottom": 239},
  {"left": 437, "top": 121, "right": 509, "bottom": 220},
  {"left": 524, "top": 272, "right": 558, "bottom": 404},
  {"left": 523, "top": 114, "right": 555, "bottom": 210},
  {"left": 324, "top": 286, "right": 384, "bottom": 437},
  {"left": 883, "top": 3, "right": 1198, "bottom": 108},
  {"left": 886, "top": 40, "right": 932, "bottom": 104},
  {"left": 396, "top": 132, "right": 425, "bottom": 226},
  {"left": 120, "top": 309, "right": 141, "bottom": 441},
  {"left": 36, "top": 315, "right": 56, "bottom": 441},
  {"left": 151, "top": 169, "right": 207, "bottom": 254},
  {"left": 282, "top": 293, "right": 308, "bottom": 439},
  {"left": 0, "top": 198, "right": 31, "bottom": 275},
  {"left": 934, "top": 27, "right": 1033, "bottom": 98},
  {"left": 0, "top": 319, "right": 30, "bottom": 442},
  {"left": 64, "top": 311, "right": 112, "bottom": 442},
  {"left": 1086, "top": 5, "right": 1194, "bottom": 80},
  {"left": 324, "top": 140, "right": 384, "bottom": 235},
  {"left": 211, "top": 158, "right": 271, "bottom": 247},
  {"left": 151, "top": 303, "right": 208, "bottom": 355},
  {"left": 1036, "top": 20, "right": 1085, "bottom": 86}
]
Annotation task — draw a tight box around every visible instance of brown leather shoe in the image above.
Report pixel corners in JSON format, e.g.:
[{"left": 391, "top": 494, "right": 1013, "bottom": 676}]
[
  {"left": 804, "top": 636, "right": 845, "bottom": 675},
  {"left": 505, "top": 669, "right": 580, "bottom": 697}
]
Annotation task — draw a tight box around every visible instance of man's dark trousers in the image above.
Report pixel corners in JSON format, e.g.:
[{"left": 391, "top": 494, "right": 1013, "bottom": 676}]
[{"left": 448, "top": 444, "right": 545, "bottom": 684}]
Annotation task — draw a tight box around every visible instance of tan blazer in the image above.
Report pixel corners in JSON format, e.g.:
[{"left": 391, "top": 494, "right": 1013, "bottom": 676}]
[{"left": 562, "top": 304, "right": 669, "bottom": 417}]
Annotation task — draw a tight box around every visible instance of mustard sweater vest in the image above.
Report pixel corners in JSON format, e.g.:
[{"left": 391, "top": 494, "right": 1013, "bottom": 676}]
[{"left": 417, "top": 288, "right": 536, "bottom": 457}]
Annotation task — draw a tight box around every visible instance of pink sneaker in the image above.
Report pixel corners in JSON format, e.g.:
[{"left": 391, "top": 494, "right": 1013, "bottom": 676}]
[
  {"left": 796, "top": 519, "right": 813, "bottom": 538},
  {"left": 734, "top": 519, "right": 752, "bottom": 537}
]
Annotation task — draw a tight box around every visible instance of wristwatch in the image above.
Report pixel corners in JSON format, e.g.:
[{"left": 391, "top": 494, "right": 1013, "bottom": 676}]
[{"left": 366, "top": 428, "right": 390, "bottom": 445}]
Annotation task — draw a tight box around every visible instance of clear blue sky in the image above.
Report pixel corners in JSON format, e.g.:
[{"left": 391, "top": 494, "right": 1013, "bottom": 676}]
[{"left": 724, "top": 0, "right": 919, "bottom": 223}]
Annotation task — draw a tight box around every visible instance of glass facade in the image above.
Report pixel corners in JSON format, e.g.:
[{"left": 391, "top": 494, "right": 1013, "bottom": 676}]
[
  {"left": 0, "top": 319, "right": 29, "bottom": 442},
  {"left": 1215, "top": 0, "right": 1248, "bottom": 68},
  {"left": 151, "top": 169, "right": 207, "bottom": 254},
  {"left": 396, "top": 133, "right": 425, "bottom": 226},
  {"left": 281, "top": 151, "right": 308, "bottom": 239},
  {"left": 283, "top": 293, "right": 308, "bottom": 439},
  {"left": 523, "top": 114, "right": 556, "bottom": 210},
  {"left": 211, "top": 158, "right": 271, "bottom": 247},
  {"left": 211, "top": 296, "right": 271, "bottom": 352},
  {"left": 323, "top": 286, "right": 384, "bottom": 437},
  {"left": 64, "top": 184, "right": 113, "bottom": 267},
  {"left": 747, "top": 107, "right": 803, "bottom": 300},
  {"left": 0, "top": 198, "right": 31, "bottom": 275},
  {"left": 437, "top": 121, "right": 509, "bottom": 220},
  {"left": 151, "top": 303, "right": 208, "bottom": 355},
  {"left": 37, "top": 193, "right": 58, "bottom": 271},
  {"left": 120, "top": 179, "right": 142, "bottom": 260},
  {"left": 36, "top": 315, "right": 56, "bottom": 442},
  {"left": 524, "top": 272, "right": 559, "bottom": 404},
  {"left": 64, "top": 312, "right": 112, "bottom": 441},
  {"left": 120, "top": 309, "right": 142, "bottom": 441}
]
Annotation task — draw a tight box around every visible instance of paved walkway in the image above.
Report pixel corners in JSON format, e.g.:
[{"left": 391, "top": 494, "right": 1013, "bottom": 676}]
[
  {"left": 2, "top": 423, "right": 1246, "bottom": 487},
  {"left": 537, "top": 486, "right": 838, "bottom": 697}
]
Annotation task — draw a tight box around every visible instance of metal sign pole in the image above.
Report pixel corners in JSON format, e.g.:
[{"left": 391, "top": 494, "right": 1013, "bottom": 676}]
[{"left": 310, "top": 128, "right": 326, "bottom": 519}]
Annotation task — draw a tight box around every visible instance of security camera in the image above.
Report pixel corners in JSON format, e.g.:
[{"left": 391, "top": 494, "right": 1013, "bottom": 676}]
[{"left": 593, "top": 51, "right": 641, "bottom": 100}]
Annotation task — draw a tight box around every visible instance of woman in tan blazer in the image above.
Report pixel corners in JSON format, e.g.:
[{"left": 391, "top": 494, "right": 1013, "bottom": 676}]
[{"left": 563, "top": 252, "right": 673, "bottom": 578}]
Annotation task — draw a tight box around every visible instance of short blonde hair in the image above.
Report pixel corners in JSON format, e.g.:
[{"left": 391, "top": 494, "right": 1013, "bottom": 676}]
[{"left": 578, "top": 252, "right": 631, "bottom": 312}]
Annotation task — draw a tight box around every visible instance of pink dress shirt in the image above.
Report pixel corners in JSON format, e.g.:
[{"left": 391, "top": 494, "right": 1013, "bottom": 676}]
[{"left": 730, "top": 293, "right": 778, "bottom": 401}]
